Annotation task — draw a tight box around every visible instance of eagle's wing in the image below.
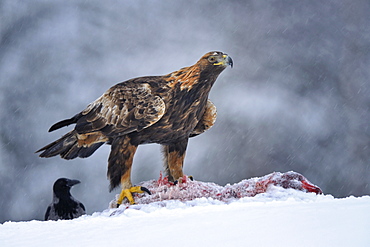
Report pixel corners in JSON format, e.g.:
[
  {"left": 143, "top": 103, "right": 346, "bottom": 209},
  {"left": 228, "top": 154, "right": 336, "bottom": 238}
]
[{"left": 76, "top": 82, "right": 166, "bottom": 135}]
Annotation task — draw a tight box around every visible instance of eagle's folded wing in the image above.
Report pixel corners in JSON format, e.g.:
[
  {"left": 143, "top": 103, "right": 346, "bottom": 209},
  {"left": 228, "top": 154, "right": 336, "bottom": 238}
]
[{"left": 76, "top": 82, "right": 166, "bottom": 135}]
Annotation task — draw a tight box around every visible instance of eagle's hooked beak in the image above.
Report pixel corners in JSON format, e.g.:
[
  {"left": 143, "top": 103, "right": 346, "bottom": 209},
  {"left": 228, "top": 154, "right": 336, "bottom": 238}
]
[
  {"left": 225, "top": 55, "right": 233, "bottom": 68},
  {"left": 214, "top": 54, "right": 233, "bottom": 68}
]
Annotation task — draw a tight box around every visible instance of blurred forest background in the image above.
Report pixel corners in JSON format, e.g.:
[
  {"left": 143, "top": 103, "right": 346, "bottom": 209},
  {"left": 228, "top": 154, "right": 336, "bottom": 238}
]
[{"left": 0, "top": 0, "right": 369, "bottom": 222}]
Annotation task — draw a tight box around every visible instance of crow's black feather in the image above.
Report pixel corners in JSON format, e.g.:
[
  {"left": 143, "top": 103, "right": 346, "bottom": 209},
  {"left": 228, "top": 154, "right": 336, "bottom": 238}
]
[{"left": 45, "top": 178, "right": 85, "bottom": 221}]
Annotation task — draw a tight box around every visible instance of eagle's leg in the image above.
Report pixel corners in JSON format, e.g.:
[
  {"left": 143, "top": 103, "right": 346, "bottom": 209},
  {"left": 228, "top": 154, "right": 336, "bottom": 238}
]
[
  {"left": 162, "top": 139, "right": 188, "bottom": 182},
  {"left": 108, "top": 136, "right": 150, "bottom": 206}
]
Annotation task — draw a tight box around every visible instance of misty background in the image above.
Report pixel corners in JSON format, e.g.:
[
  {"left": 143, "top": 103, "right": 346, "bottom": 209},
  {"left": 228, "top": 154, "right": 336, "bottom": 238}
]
[{"left": 1, "top": 0, "right": 369, "bottom": 223}]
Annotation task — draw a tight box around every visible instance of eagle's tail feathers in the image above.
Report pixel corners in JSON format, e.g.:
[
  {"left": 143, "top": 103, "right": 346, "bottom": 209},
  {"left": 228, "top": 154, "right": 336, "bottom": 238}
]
[
  {"left": 37, "top": 131, "right": 77, "bottom": 158},
  {"left": 77, "top": 142, "right": 104, "bottom": 158},
  {"left": 37, "top": 131, "right": 105, "bottom": 159},
  {"left": 60, "top": 144, "right": 81, "bottom": 160}
]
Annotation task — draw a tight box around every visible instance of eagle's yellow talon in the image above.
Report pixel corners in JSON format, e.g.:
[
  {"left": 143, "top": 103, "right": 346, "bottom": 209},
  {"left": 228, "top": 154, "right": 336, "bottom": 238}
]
[{"left": 117, "top": 186, "right": 151, "bottom": 206}]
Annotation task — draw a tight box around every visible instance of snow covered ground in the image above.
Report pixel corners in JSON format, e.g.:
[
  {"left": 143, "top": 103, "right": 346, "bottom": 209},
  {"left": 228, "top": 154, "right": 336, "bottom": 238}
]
[{"left": 1, "top": 186, "right": 369, "bottom": 247}]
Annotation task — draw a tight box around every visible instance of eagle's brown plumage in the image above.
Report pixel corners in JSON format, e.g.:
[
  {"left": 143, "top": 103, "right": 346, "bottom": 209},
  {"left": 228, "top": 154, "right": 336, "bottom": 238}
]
[{"left": 37, "top": 51, "right": 233, "bottom": 204}]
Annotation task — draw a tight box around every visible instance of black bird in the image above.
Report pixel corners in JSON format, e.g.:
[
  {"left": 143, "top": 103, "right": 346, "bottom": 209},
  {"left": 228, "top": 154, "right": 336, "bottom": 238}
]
[{"left": 45, "top": 178, "right": 86, "bottom": 220}]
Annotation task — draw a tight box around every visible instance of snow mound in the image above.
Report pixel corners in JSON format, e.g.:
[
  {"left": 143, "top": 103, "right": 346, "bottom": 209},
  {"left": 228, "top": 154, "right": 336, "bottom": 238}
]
[{"left": 1, "top": 172, "right": 369, "bottom": 247}]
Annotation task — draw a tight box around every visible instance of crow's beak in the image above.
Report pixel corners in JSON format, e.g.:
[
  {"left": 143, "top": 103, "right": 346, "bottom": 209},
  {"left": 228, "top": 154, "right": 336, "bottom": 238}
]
[{"left": 67, "top": 179, "right": 81, "bottom": 187}]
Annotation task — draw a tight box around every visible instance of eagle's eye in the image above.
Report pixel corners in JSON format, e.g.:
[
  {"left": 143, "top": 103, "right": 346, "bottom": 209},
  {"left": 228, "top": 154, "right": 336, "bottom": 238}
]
[{"left": 208, "top": 56, "right": 216, "bottom": 63}]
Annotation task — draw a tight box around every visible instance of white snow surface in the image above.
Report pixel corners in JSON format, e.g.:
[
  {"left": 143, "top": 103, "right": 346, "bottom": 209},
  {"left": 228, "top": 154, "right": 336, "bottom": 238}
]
[{"left": 1, "top": 186, "right": 369, "bottom": 247}]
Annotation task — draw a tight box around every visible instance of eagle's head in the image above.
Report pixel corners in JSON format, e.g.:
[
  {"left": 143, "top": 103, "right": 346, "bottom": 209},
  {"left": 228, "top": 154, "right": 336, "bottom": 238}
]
[
  {"left": 166, "top": 51, "right": 233, "bottom": 89},
  {"left": 198, "top": 51, "right": 233, "bottom": 71}
]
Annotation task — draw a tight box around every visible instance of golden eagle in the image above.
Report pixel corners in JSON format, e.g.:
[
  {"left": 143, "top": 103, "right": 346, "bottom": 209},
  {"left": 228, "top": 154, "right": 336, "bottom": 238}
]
[{"left": 37, "top": 51, "right": 233, "bottom": 205}]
